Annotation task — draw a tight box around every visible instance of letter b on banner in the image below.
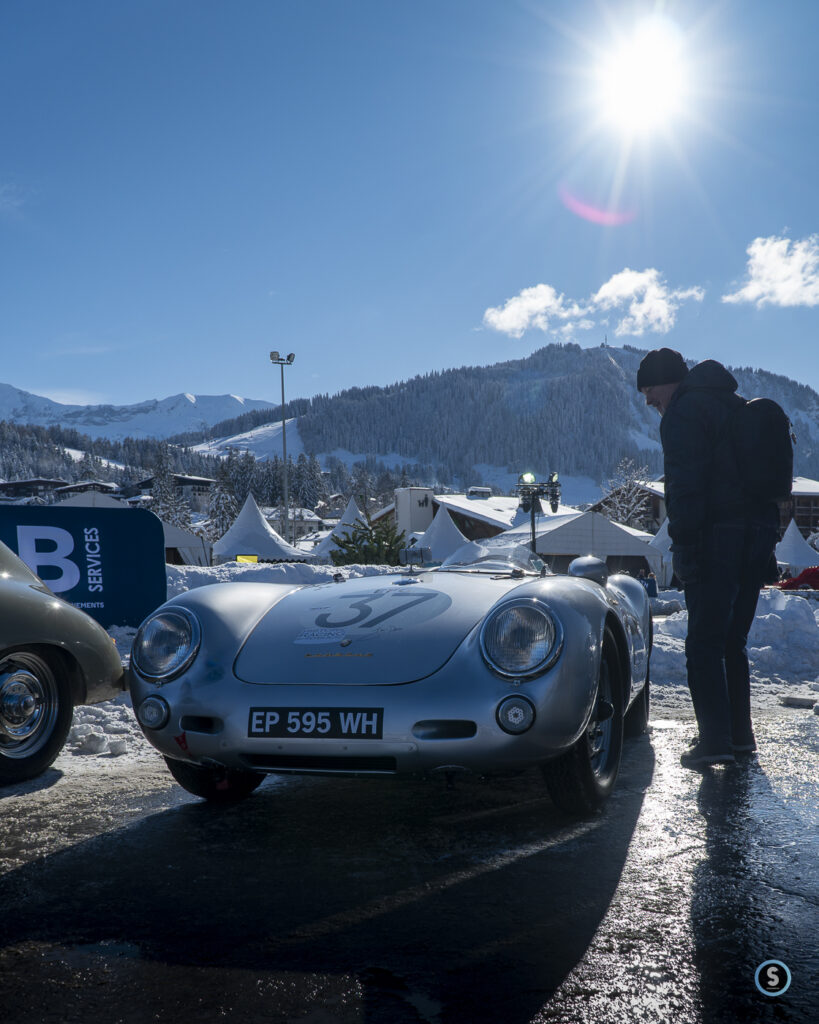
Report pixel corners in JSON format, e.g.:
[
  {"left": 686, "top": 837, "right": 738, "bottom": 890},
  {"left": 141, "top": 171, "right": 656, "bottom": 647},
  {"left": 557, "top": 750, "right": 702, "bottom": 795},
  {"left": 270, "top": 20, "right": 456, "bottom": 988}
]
[
  {"left": 16, "top": 525, "right": 81, "bottom": 593},
  {"left": 0, "top": 507, "right": 166, "bottom": 626}
]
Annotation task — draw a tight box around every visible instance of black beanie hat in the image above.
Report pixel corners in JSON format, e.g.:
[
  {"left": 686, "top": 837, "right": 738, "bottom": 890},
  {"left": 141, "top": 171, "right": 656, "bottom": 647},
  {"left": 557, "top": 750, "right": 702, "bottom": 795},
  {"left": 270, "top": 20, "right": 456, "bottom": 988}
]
[{"left": 637, "top": 348, "right": 689, "bottom": 389}]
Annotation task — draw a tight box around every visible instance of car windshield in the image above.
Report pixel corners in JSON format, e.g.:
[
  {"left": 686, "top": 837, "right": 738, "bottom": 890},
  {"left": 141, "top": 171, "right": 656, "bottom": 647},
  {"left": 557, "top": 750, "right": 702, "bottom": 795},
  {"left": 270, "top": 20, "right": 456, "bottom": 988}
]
[{"left": 437, "top": 537, "right": 548, "bottom": 575}]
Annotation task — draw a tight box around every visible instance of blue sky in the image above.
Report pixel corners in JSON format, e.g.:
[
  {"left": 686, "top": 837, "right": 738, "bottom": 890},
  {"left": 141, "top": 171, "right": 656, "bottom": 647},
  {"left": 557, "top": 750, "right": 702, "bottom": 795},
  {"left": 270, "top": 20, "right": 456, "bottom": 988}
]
[{"left": 2, "top": 0, "right": 818, "bottom": 407}]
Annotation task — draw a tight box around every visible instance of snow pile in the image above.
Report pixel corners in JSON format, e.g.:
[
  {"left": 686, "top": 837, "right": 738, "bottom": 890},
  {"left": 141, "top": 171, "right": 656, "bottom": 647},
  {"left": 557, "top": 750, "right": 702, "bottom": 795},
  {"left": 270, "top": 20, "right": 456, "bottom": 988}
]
[
  {"left": 651, "top": 587, "right": 819, "bottom": 711},
  {"left": 62, "top": 571, "right": 819, "bottom": 762}
]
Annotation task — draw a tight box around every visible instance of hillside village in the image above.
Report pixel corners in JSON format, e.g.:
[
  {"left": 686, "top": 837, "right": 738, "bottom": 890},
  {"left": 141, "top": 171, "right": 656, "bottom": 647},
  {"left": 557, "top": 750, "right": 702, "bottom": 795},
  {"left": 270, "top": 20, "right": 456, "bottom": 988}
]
[{"left": 2, "top": 344, "right": 819, "bottom": 580}]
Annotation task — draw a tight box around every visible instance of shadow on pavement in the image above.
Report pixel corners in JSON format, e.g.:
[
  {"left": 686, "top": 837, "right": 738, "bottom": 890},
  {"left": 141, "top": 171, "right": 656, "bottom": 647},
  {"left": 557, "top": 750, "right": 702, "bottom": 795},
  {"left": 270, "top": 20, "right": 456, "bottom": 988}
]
[
  {"left": 692, "top": 739, "right": 819, "bottom": 1024},
  {"left": 0, "top": 741, "right": 655, "bottom": 1024},
  {"left": 0, "top": 766, "right": 63, "bottom": 800}
]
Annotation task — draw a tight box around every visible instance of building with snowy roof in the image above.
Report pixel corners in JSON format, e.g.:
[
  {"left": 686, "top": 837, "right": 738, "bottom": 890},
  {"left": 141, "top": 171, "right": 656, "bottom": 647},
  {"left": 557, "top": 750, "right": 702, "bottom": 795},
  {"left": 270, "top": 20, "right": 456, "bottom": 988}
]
[
  {"left": 505, "top": 509, "right": 664, "bottom": 579},
  {"left": 56, "top": 491, "right": 212, "bottom": 565},
  {"left": 378, "top": 486, "right": 578, "bottom": 544}
]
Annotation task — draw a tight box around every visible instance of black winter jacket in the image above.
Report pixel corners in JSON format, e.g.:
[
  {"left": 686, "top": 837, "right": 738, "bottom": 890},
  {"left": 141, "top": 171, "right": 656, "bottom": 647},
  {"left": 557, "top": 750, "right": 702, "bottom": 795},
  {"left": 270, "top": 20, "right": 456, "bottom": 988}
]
[{"left": 660, "top": 360, "right": 777, "bottom": 549}]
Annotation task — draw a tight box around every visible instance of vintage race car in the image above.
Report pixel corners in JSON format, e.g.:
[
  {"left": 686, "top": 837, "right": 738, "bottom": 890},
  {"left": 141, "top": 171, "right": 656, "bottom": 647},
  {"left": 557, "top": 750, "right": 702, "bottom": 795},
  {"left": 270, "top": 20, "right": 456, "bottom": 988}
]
[
  {"left": 0, "top": 540, "right": 126, "bottom": 784},
  {"left": 129, "top": 537, "right": 652, "bottom": 814}
]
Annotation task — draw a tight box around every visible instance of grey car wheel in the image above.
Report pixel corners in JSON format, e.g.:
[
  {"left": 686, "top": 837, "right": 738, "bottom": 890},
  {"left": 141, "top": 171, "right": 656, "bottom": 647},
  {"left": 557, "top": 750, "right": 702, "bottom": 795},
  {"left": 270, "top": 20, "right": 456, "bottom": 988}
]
[
  {"left": 164, "top": 756, "right": 265, "bottom": 802},
  {"left": 0, "top": 650, "right": 73, "bottom": 785},
  {"left": 542, "top": 627, "right": 624, "bottom": 815}
]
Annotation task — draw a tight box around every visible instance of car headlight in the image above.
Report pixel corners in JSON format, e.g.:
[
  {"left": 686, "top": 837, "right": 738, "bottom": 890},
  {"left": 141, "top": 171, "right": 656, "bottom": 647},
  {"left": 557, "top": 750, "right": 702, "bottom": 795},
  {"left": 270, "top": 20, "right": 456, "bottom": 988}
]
[
  {"left": 132, "top": 607, "right": 201, "bottom": 683},
  {"left": 480, "top": 599, "right": 563, "bottom": 678}
]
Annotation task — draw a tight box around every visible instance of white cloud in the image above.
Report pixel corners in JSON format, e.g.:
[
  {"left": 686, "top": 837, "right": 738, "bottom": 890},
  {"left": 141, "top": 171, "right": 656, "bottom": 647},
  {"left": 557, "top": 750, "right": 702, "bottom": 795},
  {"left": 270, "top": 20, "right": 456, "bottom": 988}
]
[
  {"left": 482, "top": 284, "right": 587, "bottom": 338},
  {"left": 483, "top": 268, "right": 704, "bottom": 339},
  {"left": 722, "top": 234, "right": 819, "bottom": 308},
  {"left": 592, "top": 268, "right": 704, "bottom": 336}
]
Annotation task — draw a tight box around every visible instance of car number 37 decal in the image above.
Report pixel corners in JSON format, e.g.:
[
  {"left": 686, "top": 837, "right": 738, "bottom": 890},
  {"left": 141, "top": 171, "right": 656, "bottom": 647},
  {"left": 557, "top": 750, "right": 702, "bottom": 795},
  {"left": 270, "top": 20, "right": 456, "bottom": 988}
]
[{"left": 310, "top": 588, "right": 451, "bottom": 632}]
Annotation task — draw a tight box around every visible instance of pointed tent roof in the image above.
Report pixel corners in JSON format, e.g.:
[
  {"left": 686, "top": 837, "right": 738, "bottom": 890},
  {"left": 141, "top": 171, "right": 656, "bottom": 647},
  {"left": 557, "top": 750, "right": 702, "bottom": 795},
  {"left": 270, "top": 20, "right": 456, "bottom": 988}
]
[
  {"left": 417, "top": 508, "right": 468, "bottom": 563},
  {"left": 213, "top": 494, "right": 313, "bottom": 562},
  {"left": 313, "top": 496, "right": 366, "bottom": 558},
  {"left": 776, "top": 519, "right": 819, "bottom": 572}
]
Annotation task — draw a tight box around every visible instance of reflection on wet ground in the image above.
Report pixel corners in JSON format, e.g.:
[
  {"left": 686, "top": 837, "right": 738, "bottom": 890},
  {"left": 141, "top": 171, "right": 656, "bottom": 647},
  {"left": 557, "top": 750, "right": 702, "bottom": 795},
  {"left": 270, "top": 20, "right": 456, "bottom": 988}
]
[{"left": 0, "top": 709, "right": 816, "bottom": 1023}]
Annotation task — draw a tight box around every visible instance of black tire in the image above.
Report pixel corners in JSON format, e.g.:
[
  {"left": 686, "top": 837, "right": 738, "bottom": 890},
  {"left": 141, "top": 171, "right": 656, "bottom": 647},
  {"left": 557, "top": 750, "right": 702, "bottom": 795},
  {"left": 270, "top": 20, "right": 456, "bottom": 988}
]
[
  {"left": 164, "top": 756, "right": 265, "bottom": 803},
  {"left": 624, "top": 615, "right": 651, "bottom": 738},
  {"left": 542, "top": 628, "right": 624, "bottom": 815},
  {"left": 0, "top": 650, "right": 74, "bottom": 785}
]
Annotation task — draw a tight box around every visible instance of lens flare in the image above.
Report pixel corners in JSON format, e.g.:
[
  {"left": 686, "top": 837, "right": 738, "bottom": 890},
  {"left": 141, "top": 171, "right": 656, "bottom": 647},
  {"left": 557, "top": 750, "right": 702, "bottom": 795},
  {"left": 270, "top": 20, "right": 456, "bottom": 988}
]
[{"left": 558, "top": 184, "right": 636, "bottom": 226}]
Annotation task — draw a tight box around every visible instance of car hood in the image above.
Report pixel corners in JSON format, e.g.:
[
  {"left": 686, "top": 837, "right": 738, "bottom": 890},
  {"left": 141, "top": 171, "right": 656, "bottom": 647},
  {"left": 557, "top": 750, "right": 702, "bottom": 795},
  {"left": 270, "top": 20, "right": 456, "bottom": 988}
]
[{"left": 233, "top": 571, "right": 521, "bottom": 685}]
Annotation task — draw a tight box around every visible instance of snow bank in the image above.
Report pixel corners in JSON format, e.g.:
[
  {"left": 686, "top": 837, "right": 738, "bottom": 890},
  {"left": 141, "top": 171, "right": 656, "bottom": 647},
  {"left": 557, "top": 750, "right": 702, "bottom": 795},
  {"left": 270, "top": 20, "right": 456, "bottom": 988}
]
[
  {"left": 651, "top": 587, "right": 819, "bottom": 711},
  {"left": 64, "top": 572, "right": 819, "bottom": 762}
]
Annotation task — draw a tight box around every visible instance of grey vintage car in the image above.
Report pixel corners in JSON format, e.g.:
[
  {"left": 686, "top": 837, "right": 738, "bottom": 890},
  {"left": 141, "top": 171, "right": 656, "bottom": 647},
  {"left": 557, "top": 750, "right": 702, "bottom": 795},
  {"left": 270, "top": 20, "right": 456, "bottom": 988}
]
[
  {"left": 129, "top": 536, "right": 652, "bottom": 814},
  {"left": 0, "top": 539, "right": 126, "bottom": 784}
]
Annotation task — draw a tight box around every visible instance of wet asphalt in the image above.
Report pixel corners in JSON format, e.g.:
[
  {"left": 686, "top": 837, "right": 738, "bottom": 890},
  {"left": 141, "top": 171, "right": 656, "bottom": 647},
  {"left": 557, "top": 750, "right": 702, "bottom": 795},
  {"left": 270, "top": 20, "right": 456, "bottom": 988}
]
[{"left": 0, "top": 707, "right": 816, "bottom": 1024}]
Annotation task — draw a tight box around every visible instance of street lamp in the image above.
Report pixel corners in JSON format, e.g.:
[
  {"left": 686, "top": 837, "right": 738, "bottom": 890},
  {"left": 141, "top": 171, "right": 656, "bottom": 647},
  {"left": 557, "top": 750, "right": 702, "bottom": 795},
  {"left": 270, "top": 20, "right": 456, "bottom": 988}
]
[
  {"left": 270, "top": 351, "right": 295, "bottom": 544},
  {"left": 516, "top": 471, "right": 561, "bottom": 554}
]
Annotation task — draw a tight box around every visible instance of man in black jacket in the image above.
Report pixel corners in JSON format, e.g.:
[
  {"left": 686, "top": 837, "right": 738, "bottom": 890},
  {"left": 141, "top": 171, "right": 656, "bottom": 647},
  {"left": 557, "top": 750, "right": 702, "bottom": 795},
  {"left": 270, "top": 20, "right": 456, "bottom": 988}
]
[{"left": 637, "top": 348, "right": 779, "bottom": 769}]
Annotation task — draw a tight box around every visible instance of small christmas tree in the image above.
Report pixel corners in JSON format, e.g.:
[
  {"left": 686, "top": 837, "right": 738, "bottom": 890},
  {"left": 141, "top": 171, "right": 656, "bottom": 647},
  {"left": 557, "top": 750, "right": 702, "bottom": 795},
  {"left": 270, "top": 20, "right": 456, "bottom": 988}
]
[{"left": 330, "top": 512, "right": 407, "bottom": 567}]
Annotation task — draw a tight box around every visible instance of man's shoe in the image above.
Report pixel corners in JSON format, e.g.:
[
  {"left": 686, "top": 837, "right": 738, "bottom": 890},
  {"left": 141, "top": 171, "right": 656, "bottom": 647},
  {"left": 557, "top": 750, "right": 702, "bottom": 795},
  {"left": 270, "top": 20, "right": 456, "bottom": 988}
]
[{"left": 680, "top": 741, "right": 736, "bottom": 769}]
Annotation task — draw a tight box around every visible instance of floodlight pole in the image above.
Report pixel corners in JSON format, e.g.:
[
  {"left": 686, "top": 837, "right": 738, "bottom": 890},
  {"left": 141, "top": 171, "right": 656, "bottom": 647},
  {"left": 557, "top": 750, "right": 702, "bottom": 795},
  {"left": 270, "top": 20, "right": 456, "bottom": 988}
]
[{"left": 270, "top": 351, "right": 296, "bottom": 544}]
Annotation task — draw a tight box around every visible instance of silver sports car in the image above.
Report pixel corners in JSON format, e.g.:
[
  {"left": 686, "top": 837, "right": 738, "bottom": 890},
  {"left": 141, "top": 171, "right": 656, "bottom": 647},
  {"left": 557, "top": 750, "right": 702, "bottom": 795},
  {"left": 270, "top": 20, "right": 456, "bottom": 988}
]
[{"left": 129, "top": 538, "right": 651, "bottom": 814}]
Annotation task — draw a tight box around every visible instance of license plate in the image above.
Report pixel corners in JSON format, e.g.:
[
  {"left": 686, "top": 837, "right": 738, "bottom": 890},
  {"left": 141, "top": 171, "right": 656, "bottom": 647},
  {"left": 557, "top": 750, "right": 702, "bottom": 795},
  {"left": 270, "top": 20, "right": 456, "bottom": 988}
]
[{"left": 248, "top": 707, "right": 383, "bottom": 740}]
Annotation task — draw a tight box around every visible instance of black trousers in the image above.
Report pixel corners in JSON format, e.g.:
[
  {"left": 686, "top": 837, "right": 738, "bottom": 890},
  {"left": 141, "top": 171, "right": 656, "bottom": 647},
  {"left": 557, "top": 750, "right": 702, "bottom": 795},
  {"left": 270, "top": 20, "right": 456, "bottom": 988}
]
[{"left": 683, "top": 519, "right": 779, "bottom": 749}]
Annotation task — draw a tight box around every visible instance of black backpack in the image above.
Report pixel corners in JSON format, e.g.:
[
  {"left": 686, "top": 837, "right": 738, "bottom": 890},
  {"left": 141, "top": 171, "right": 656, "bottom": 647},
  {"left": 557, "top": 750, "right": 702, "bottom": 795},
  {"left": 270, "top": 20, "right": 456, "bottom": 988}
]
[{"left": 729, "top": 397, "right": 795, "bottom": 503}]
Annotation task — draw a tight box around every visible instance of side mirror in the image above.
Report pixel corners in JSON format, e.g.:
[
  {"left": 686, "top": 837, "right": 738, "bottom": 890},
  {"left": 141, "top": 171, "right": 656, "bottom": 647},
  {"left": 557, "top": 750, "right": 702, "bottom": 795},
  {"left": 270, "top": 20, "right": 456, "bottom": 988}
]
[{"left": 568, "top": 555, "right": 609, "bottom": 585}]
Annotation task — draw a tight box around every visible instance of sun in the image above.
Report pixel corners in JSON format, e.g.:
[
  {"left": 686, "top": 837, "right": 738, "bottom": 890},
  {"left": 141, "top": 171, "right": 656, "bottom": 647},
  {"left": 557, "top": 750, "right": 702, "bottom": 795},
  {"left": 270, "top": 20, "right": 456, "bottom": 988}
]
[{"left": 597, "top": 16, "right": 688, "bottom": 136}]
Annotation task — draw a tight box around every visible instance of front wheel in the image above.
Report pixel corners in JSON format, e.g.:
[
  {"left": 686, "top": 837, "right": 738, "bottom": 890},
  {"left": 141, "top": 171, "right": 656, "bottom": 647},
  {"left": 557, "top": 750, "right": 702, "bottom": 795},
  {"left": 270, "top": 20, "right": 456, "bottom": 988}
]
[
  {"left": 0, "top": 650, "right": 74, "bottom": 785},
  {"left": 542, "top": 628, "right": 624, "bottom": 815},
  {"left": 164, "top": 757, "right": 265, "bottom": 803},
  {"left": 625, "top": 615, "right": 652, "bottom": 738}
]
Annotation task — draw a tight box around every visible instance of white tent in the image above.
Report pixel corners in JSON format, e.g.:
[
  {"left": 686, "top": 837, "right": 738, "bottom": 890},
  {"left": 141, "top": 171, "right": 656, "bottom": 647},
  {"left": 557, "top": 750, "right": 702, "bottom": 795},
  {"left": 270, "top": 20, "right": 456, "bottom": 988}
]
[
  {"left": 57, "top": 491, "right": 212, "bottom": 566},
  {"left": 312, "top": 496, "right": 366, "bottom": 560},
  {"left": 506, "top": 510, "right": 664, "bottom": 578},
  {"left": 213, "top": 494, "right": 314, "bottom": 563},
  {"left": 417, "top": 508, "right": 468, "bottom": 563},
  {"left": 776, "top": 519, "right": 819, "bottom": 573}
]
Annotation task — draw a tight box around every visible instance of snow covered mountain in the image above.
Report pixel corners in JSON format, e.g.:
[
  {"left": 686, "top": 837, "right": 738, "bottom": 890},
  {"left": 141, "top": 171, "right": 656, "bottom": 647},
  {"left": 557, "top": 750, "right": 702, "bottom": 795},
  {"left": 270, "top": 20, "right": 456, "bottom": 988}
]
[
  {"left": 0, "top": 383, "right": 275, "bottom": 441},
  {"left": 3, "top": 345, "right": 818, "bottom": 498},
  {"left": 190, "top": 344, "right": 819, "bottom": 500}
]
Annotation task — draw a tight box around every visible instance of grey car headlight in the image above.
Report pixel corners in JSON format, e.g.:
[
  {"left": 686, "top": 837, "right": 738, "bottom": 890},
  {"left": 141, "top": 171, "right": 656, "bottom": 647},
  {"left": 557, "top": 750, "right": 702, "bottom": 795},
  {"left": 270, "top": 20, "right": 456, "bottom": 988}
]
[
  {"left": 132, "top": 608, "right": 201, "bottom": 683},
  {"left": 480, "top": 599, "right": 563, "bottom": 679}
]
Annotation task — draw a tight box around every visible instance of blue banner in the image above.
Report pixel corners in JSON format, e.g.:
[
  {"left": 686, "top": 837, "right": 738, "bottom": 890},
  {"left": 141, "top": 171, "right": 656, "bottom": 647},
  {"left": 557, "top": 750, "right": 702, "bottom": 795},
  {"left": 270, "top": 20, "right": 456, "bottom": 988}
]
[{"left": 0, "top": 507, "right": 167, "bottom": 627}]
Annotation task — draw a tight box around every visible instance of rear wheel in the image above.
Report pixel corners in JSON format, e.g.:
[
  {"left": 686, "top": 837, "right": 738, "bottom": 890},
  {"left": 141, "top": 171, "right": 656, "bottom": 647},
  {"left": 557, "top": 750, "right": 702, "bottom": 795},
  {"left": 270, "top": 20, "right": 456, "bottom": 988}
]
[
  {"left": 542, "top": 628, "right": 624, "bottom": 815},
  {"left": 0, "top": 650, "right": 73, "bottom": 785},
  {"left": 164, "top": 757, "right": 265, "bottom": 803}
]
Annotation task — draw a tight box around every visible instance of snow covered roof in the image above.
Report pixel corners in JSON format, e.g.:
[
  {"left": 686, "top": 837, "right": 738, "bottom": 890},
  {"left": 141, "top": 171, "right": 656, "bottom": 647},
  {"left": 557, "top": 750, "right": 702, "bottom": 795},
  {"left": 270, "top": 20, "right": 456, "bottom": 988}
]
[
  {"left": 505, "top": 510, "right": 664, "bottom": 574},
  {"left": 637, "top": 479, "right": 665, "bottom": 497},
  {"left": 417, "top": 508, "right": 468, "bottom": 563},
  {"left": 213, "top": 494, "right": 314, "bottom": 562},
  {"left": 434, "top": 493, "right": 577, "bottom": 530},
  {"left": 776, "top": 519, "right": 819, "bottom": 571},
  {"left": 792, "top": 476, "right": 819, "bottom": 496}
]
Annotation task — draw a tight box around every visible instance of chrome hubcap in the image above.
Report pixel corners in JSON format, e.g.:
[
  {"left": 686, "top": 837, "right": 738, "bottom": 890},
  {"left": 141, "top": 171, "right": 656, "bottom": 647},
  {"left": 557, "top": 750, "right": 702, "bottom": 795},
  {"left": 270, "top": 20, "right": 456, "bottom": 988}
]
[{"left": 0, "top": 666, "right": 56, "bottom": 754}]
